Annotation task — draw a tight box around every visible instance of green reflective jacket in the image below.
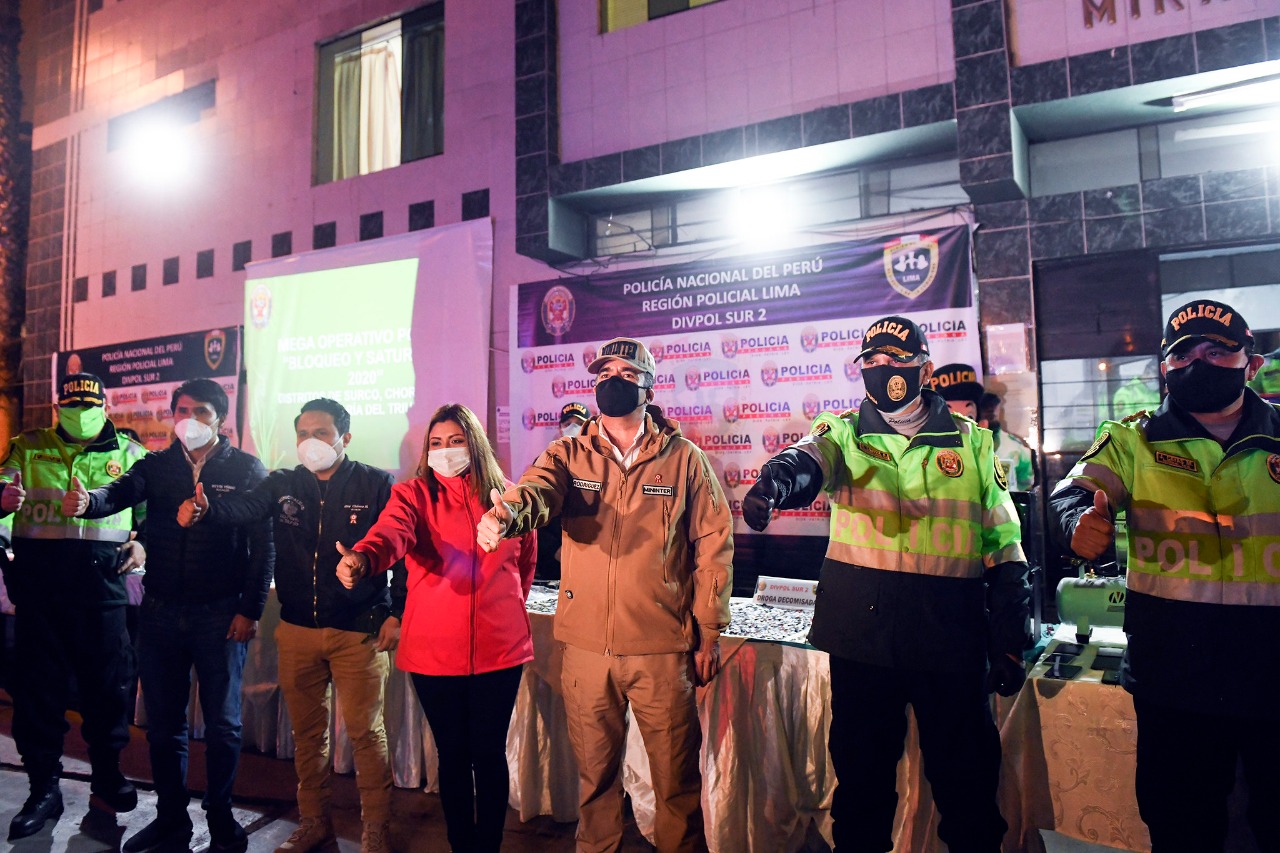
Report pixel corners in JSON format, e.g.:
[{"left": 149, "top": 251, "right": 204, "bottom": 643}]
[
  {"left": 0, "top": 422, "right": 146, "bottom": 542},
  {"left": 795, "top": 392, "right": 1028, "bottom": 671}
]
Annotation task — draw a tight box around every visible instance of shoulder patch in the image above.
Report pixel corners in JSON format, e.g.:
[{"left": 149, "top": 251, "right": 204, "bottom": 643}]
[
  {"left": 1120, "top": 410, "right": 1150, "bottom": 425},
  {"left": 836, "top": 408, "right": 857, "bottom": 419},
  {"left": 812, "top": 421, "right": 831, "bottom": 437},
  {"left": 993, "top": 456, "right": 1009, "bottom": 491},
  {"left": 1080, "top": 432, "right": 1112, "bottom": 462}
]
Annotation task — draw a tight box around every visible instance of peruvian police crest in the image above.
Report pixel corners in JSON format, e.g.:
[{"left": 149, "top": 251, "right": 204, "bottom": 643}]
[
  {"left": 540, "top": 285, "right": 576, "bottom": 337},
  {"left": 204, "top": 329, "right": 226, "bottom": 371},
  {"left": 935, "top": 450, "right": 964, "bottom": 478},
  {"left": 883, "top": 235, "right": 939, "bottom": 299},
  {"left": 1269, "top": 454, "right": 1280, "bottom": 484}
]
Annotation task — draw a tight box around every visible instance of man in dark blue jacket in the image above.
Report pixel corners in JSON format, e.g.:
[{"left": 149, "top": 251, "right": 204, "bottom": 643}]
[
  {"left": 64, "top": 378, "right": 273, "bottom": 853},
  {"left": 179, "top": 398, "right": 404, "bottom": 853}
]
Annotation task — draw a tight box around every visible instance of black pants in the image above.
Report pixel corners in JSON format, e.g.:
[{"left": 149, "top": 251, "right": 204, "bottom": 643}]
[
  {"left": 10, "top": 597, "right": 134, "bottom": 786},
  {"left": 827, "top": 657, "right": 1005, "bottom": 853},
  {"left": 412, "top": 665, "right": 524, "bottom": 853},
  {"left": 1134, "top": 696, "right": 1280, "bottom": 853}
]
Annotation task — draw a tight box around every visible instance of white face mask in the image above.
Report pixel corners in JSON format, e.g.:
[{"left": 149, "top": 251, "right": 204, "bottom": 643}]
[
  {"left": 174, "top": 418, "right": 216, "bottom": 452},
  {"left": 297, "top": 437, "right": 342, "bottom": 473},
  {"left": 560, "top": 422, "right": 583, "bottom": 438},
  {"left": 427, "top": 447, "right": 471, "bottom": 478}
]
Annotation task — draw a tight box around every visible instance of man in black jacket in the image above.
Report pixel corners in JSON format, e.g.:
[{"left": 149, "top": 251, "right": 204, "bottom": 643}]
[
  {"left": 64, "top": 378, "right": 273, "bottom": 853},
  {"left": 179, "top": 398, "right": 404, "bottom": 853}
]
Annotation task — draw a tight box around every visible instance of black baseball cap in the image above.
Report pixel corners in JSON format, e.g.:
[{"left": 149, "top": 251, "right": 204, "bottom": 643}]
[
  {"left": 930, "top": 363, "right": 984, "bottom": 405},
  {"left": 559, "top": 402, "right": 590, "bottom": 425},
  {"left": 1161, "top": 299, "right": 1253, "bottom": 357},
  {"left": 857, "top": 315, "right": 929, "bottom": 362},
  {"left": 58, "top": 373, "right": 106, "bottom": 408}
]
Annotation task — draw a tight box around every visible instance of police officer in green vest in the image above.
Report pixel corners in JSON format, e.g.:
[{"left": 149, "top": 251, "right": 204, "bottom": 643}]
[
  {"left": 0, "top": 373, "right": 147, "bottom": 840},
  {"left": 744, "top": 316, "right": 1031, "bottom": 853},
  {"left": 1049, "top": 299, "right": 1280, "bottom": 853}
]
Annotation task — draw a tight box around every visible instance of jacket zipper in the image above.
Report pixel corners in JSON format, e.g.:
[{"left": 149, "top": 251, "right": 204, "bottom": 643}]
[
  {"left": 312, "top": 495, "right": 325, "bottom": 627},
  {"left": 606, "top": 469, "right": 626, "bottom": 655}
]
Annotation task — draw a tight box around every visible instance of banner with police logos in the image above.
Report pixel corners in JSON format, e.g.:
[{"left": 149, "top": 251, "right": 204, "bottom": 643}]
[
  {"left": 511, "top": 226, "right": 980, "bottom": 536},
  {"left": 56, "top": 326, "right": 242, "bottom": 451}
]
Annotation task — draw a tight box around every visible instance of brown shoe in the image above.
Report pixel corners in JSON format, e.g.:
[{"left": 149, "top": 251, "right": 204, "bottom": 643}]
[
  {"left": 361, "top": 821, "right": 391, "bottom": 853},
  {"left": 275, "top": 816, "right": 336, "bottom": 853}
]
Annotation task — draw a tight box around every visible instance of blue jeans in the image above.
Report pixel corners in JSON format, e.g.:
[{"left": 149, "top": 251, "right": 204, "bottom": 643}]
[{"left": 138, "top": 595, "right": 247, "bottom": 817}]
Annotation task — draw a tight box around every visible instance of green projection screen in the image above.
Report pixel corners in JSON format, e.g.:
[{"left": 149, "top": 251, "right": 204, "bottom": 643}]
[{"left": 244, "top": 220, "right": 493, "bottom": 475}]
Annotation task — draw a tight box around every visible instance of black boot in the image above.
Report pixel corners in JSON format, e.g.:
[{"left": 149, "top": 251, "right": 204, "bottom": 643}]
[
  {"left": 8, "top": 783, "right": 64, "bottom": 841},
  {"left": 90, "top": 767, "right": 139, "bottom": 813},
  {"left": 122, "top": 813, "right": 194, "bottom": 853},
  {"left": 207, "top": 810, "right": 248, "bottom": 853}
]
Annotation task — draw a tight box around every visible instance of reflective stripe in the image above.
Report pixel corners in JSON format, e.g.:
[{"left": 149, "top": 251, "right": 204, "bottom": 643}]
[
  {"left": 826, "top": 539, "right": 984, "bottom": 578},
  {"left": 985, "top": 542, "right": 1027, "bottom": 568},
  {"left": 15, "top": 525, "right": 130, "bottom": 543},
  {"left": 828, "top": 485, "right": 985, "bottom": 525},
  {"left": 794, "top": 437, "right": 832, "bottom": 484},
  {"left": 1127, "top": 507, "right": 1280, "bottom": 538},
  {"left": 26, "top": 488, "right": 65, "bottom": 501},
  {"left": 1057, "top": 466, "right": 1129, "bottom": 506},
  {"left": 1127, "top": 571, "right": 1280, "bottom": 606},
  {"left": 982, "top": 502, "right": 1019, "bottom": 530}
]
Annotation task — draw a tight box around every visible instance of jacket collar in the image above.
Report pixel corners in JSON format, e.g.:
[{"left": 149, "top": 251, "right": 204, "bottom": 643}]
[
  {"left": 856, "top": 390, "right": 965, "bottom": 450},
  {"left": 585, "top": 412, "right": 677, "bottom": 463},
  {"left": 1146, "top": 389, "right": 1280, "bottom": 458},
  {"left": 294, "top": 455, "right": 355, "bottom": 498}
]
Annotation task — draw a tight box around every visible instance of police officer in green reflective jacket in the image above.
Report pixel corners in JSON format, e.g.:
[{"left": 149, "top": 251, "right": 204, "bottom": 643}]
[
  {"left": 1049, "top": 299, "right": 1280, "bottom": 853},
  {"left": 744, "top": 317, "right": 1032, "bottom": 853},
  {"left": 0, "top": 373, "right": 147, "bottom": 840}
]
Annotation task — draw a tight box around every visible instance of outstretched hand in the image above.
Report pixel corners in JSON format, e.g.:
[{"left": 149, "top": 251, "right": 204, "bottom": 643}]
[
  {"left": 476, "top": 488, "right": 512, "bottom": 553},
  {"left": 336, "top": 541, "right": 369, "bottom": 589},
  {"left": 61, "top": 475, "right": 89, "bottom": 518},
  {"left": 1071, "top": 489, "right": 1114, "bottom": 561}
]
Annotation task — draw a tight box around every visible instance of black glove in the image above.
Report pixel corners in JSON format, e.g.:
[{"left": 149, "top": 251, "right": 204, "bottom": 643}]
[
  {"left": 985, "top": 653, "right": 1026, "bottom": 697},
  {"left": 743, "top": 472, "right": 780, "bottom": 532}
]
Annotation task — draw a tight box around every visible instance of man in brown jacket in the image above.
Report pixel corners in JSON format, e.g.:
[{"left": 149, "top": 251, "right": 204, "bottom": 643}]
[{"left": 478, "top": 336, "right": 732, "bottom": 853}]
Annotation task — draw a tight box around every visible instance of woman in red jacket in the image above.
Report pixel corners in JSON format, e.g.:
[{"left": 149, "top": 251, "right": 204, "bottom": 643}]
[{"left": 336, "top": 403, "right": 536, "bottom": 853}]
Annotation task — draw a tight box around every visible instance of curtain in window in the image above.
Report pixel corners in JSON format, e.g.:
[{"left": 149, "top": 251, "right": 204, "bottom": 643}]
[
  {"left": 402, "top": 23, "right": 444, "bottom": 162},
  {"left": 332, "top": 49, "right": 362, "bottom": 181},
  {"left": 360, "top": 37, "right": 403, "bottom": 175}
]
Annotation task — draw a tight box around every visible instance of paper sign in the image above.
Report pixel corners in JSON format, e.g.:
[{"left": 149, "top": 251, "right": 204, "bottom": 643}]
[{"left": 753, "top": 576, "right": 818, "bottom": 610}]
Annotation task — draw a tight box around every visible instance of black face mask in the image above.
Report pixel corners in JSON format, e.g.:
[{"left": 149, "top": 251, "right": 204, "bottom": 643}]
[
  {"left": 862, "top": 364, "right": 923, "bottom": 413},
  {"left": 1164, "top": 360, "right": 1247, "bottom": 413},
  {"left": 595, "top": 376, "right": 646, "bottom": 417}
]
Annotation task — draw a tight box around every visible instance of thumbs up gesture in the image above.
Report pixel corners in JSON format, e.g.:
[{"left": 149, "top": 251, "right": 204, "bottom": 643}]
[
  {"left": 336, "top": 541, "right": 369, "bottom": 589},
  {"left": 476, "top": 488, "right": 513, "bottom": 553},
  {"left": 62, "top": 475, "right": 89, "bottom": 518},
  {"left": 178, "top": 483, "right": 209, "bottom": 528},
  {"left": 1, "top": 471, "right": 25, "bottom": 513},
  {"left": 1071, "top": 488, "right": 1115, "bottom": 560}
]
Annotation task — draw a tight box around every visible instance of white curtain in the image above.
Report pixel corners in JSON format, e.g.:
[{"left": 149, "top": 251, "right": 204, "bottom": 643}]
[{"left": 359, "top": 37, "right": 403, "bottom": 175}]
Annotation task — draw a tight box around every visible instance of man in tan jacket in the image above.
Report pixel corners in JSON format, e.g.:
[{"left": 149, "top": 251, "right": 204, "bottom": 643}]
[{"left": 478, "top": 336, "right": 732, "bottom": 853}]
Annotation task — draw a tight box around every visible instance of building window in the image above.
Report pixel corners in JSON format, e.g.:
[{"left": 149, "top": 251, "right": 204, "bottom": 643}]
[
  {"left": 315, "top": 3, "right": 444, "bottom": 184},
  {"left": 601, "top": 0, "right": 721, "bottom": 33}
]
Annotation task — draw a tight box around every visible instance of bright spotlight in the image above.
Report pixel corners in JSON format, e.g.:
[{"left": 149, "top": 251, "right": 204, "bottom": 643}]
[
  {"left": 118, "top": 117, "right": 196, "bottom": 189},
  {"left": 728, "top": 185, "right": 796, "bottom": 246}
]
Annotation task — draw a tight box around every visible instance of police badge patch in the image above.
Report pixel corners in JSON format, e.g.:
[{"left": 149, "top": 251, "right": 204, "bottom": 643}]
[
  {"left": 1268, "top": 454, "right": 1280, "bottom": 484},
  {"left": 106, "top": 460, "right": 123, "bottom": 478},
  {"left": 993, "top": 457, "right": 1008, "bottom": 491},
  {"left": 1080, "top": 432, "right": 1112, "bottom": 462},
  {"left": 935, "top": 450, "right": 964, "bottom": 477}
]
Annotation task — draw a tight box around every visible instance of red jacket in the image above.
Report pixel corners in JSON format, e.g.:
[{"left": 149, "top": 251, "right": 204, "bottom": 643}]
[{"left": 355, "top": 473, "right": 536, "bottom": 676}]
